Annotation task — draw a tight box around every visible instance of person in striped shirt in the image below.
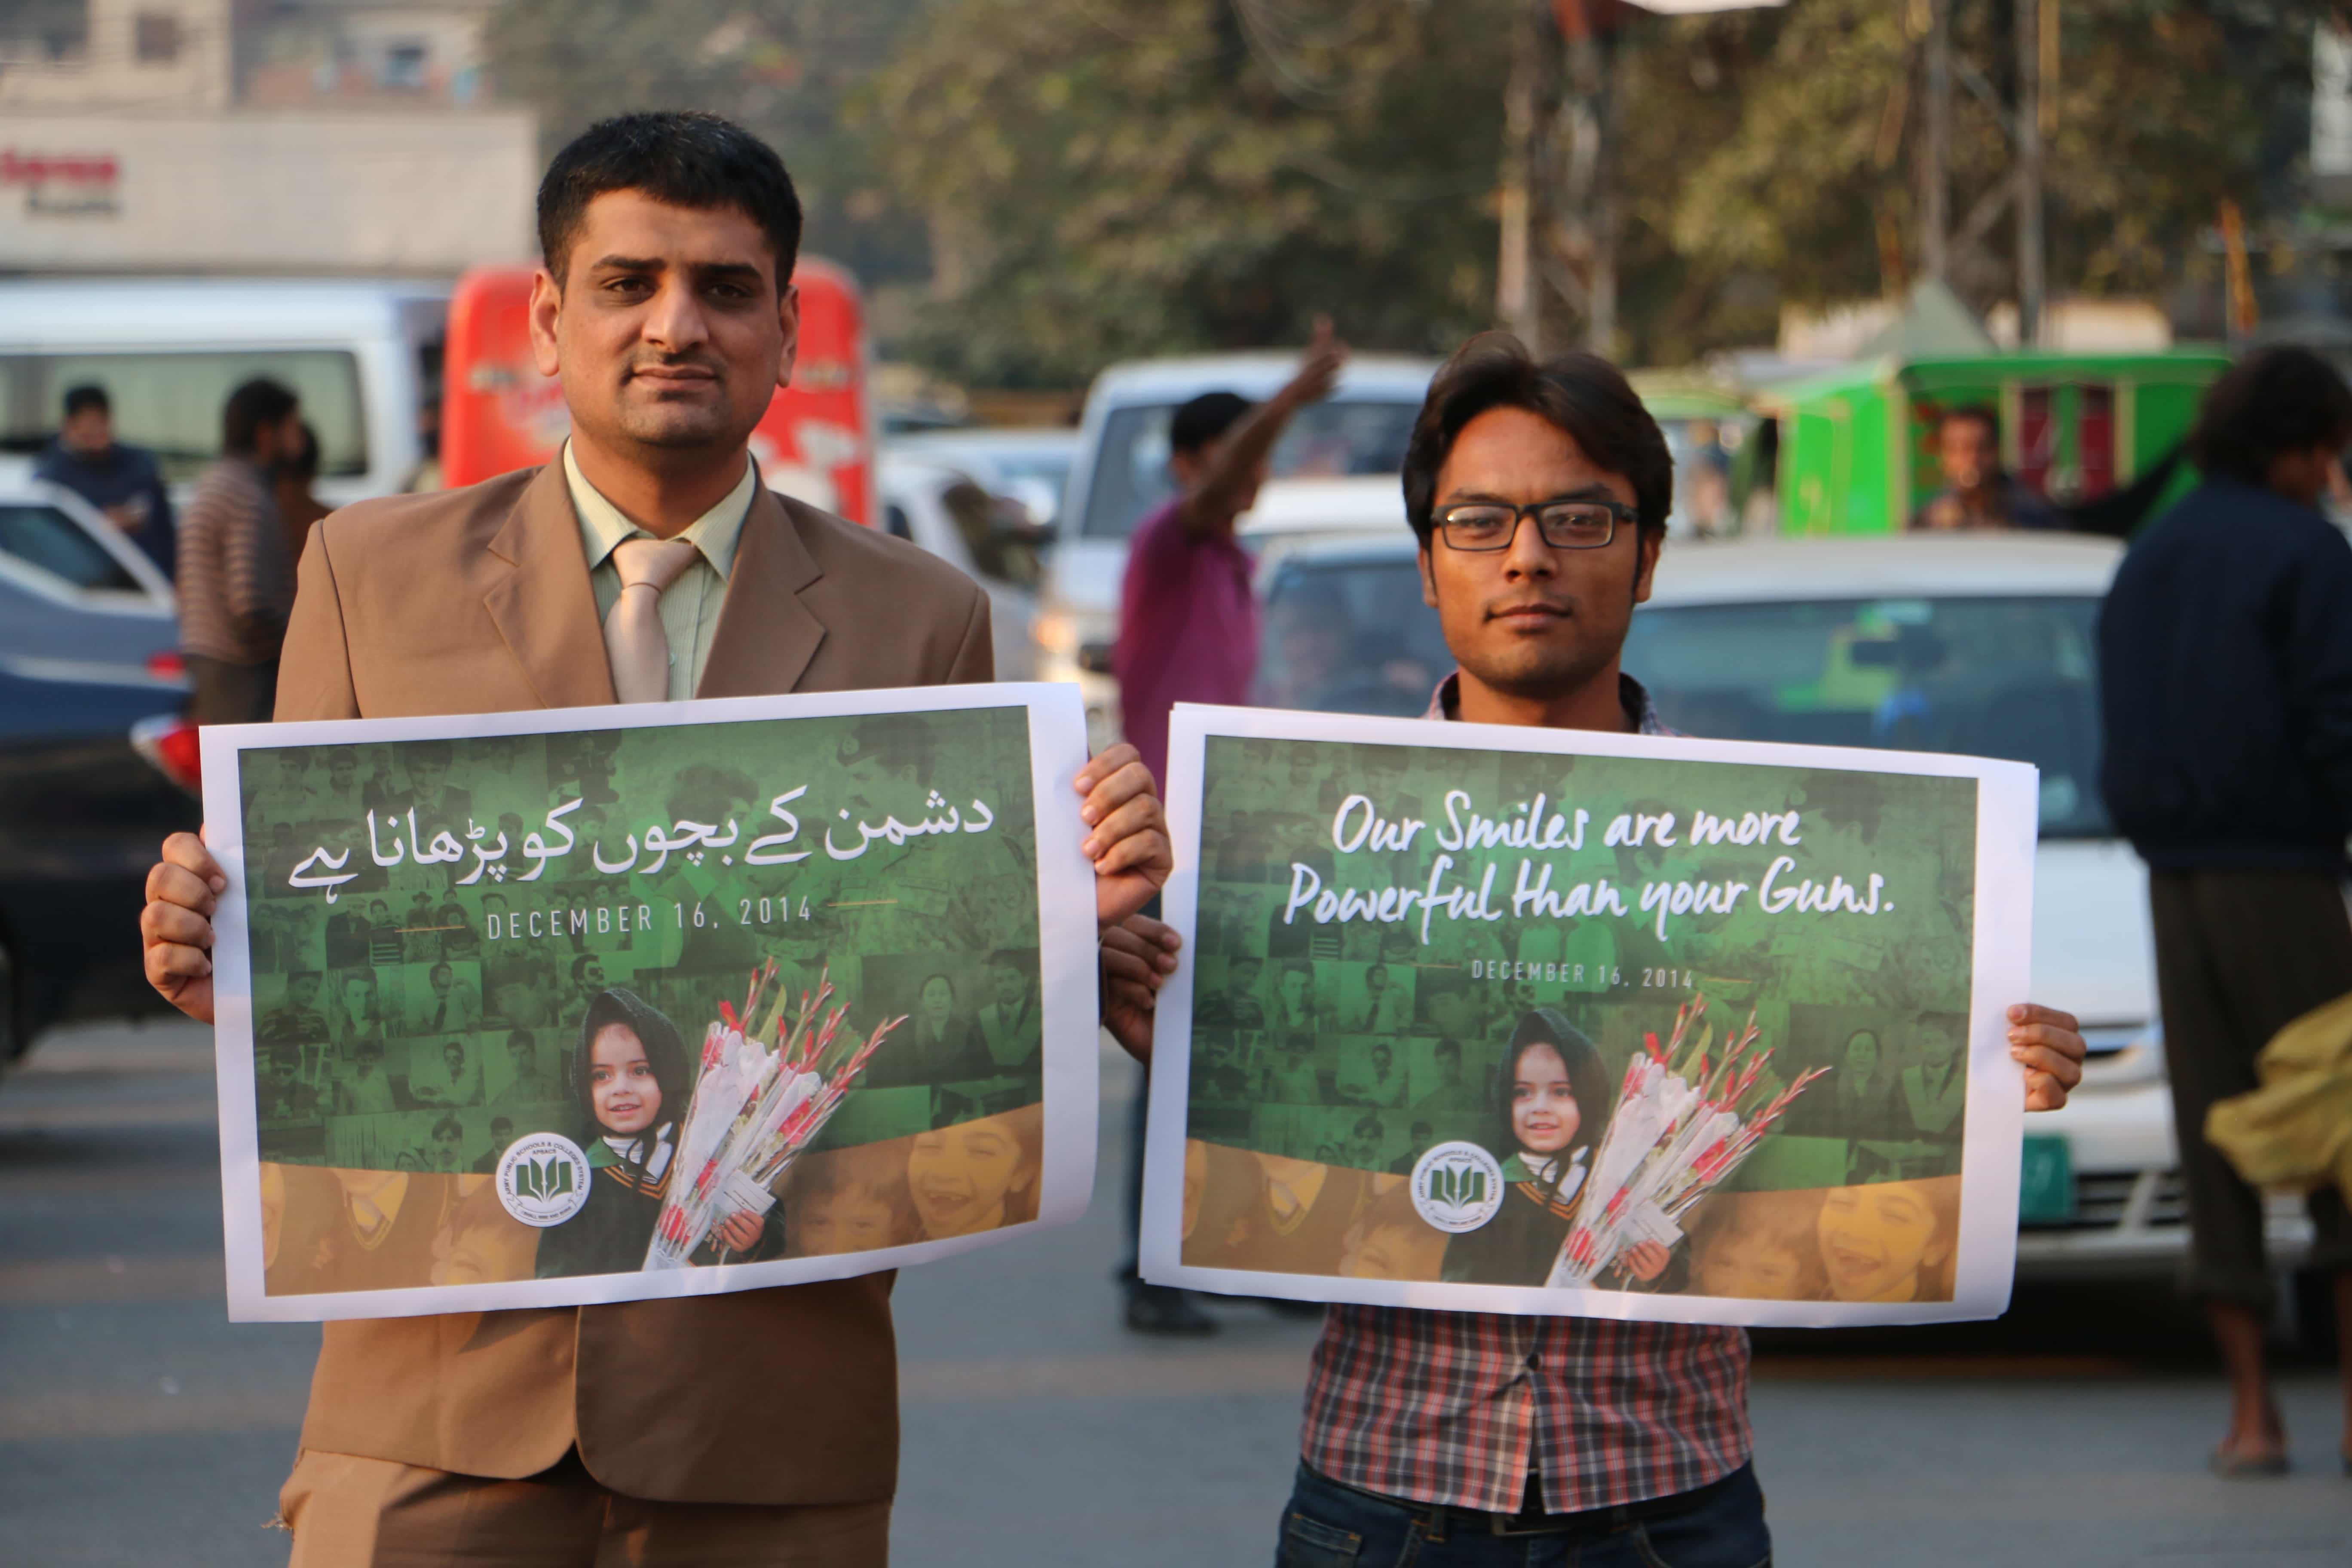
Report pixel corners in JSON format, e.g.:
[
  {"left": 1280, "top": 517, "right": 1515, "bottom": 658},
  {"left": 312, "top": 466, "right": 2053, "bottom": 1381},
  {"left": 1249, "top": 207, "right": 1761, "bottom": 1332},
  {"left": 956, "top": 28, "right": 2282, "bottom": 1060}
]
[
  {"left": 176, "top": 377, "right": 303, "bottom": 723},
  {"left": 1101, "top": 336, "right": 2089, "bottom": 1565}
]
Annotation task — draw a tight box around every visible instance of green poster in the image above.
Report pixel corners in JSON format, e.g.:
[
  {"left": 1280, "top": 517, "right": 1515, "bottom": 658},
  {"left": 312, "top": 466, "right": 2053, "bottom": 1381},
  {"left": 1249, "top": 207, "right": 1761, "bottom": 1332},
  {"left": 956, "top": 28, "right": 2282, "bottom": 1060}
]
[
  {"left": 1144, "top": 706, "right": 2037, "bottom": 1328},
  {"left": 205, "top": 687, "right": 1096, "bottom": 1320}
]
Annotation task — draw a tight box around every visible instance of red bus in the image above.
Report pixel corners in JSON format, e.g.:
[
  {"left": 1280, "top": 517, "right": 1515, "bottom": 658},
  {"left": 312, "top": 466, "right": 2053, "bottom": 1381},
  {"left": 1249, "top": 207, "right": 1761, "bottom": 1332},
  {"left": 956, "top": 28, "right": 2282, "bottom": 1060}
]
[{"left": 439, "top": 257, "right": 873, "bottom": 525}]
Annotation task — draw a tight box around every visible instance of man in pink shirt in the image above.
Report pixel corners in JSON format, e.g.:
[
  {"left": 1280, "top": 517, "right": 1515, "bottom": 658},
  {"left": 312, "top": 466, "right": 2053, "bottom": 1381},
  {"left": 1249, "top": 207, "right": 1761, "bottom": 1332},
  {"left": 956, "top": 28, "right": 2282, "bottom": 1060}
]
[
  {"left": 1110, "top": 321, "right": 1345, "bottom": 1334},
  {"left": 1113, "top": 319, "right": 1348, "bottom": 787}
]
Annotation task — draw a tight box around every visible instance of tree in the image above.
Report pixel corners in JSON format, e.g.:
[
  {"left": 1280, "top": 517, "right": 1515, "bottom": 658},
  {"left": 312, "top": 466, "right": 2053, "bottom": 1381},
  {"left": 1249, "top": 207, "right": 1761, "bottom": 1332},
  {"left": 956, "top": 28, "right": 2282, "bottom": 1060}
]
[
  {"left": 1638, "top": 0, "right": 2324, "bottom": 359},
  {"left": 482, "top": 0, "right": 928, "bottom": 285},
  {"left": 858, "top": 0, "right": 1516, "bottom": 385}
]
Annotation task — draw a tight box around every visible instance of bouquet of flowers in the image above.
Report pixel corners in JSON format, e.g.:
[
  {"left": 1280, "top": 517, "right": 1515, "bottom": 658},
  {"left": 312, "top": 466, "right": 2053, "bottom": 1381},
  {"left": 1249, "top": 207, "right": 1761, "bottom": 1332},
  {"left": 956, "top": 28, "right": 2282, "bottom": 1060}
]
[
  {"left": 644, "top": 961, "right": 904, "bottom": 1270},
  {"left": 1548, "top": 995, "right": 1828, "bottom": 1289}
]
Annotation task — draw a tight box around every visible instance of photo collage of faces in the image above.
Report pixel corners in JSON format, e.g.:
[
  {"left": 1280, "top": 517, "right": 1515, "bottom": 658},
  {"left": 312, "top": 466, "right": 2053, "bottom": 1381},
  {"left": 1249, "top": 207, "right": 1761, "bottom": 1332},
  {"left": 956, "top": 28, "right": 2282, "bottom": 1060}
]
[
  {"left": 239, "top": 708, "right": 1052, "bottom": 1294},
  {"left": 1179, "top": 735, "right": 1979, "bottom": 1305}
]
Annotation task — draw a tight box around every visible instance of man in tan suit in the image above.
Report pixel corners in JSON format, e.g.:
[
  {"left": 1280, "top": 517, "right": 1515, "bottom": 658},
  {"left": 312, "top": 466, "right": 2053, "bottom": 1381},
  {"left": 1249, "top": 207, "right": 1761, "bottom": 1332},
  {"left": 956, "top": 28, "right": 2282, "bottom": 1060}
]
[{"left": 138, "top": 111, "right": 1172, "bottom": 1565}]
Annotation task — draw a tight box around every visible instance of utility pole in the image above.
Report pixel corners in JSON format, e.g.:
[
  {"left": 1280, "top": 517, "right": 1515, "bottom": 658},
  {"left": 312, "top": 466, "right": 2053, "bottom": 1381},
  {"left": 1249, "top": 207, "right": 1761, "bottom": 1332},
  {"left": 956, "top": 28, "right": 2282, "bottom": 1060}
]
[
  {"left": 1921, "top": 0, "right": 1951, "bottom": 282},
  {"left": 2015, "top": 0, "right": 2046, "bottom": 343},
  {"left": 1552, "top": 0, "right": 1621, "bottom": 355},
  {"left": 1497, "top": 0, "right": 1542, "bottom": 347}
]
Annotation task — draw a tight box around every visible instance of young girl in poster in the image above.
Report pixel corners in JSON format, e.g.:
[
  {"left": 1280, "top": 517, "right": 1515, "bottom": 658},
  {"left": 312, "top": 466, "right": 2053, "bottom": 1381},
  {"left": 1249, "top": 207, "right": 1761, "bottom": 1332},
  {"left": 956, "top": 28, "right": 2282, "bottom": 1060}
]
[
  {"left": 1440, "top": 1008, "right": 1673, "bottom": 1288},
  {"left": 534, "top": 988, "right": 770, "bottom": 1278}
]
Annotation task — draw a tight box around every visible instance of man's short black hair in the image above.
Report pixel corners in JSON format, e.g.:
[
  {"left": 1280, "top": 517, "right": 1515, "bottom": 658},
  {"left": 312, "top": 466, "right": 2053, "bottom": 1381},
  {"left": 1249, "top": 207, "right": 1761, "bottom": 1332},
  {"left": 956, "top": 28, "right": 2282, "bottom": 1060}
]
[
  {"left": 537, "top": 111, "right": 803, "bottom": 287},
  {"left": 2188, "top": 346, "right": 2352, "bottom": 487},
  {"left": 1170, "top": 392, "right": 1254, "bottom": 458},
  {"left": 1400, "top": 334, "right": 1672, "bottom": 546},
  {"left": 1937, "top": 404, "right": 1999, "bottom": 440},
  {"left": 62, "top": 383, "right": 108, "bottom": 418},
  {"left": 223, "top": 377, "right": 297, "bottom": 456}
]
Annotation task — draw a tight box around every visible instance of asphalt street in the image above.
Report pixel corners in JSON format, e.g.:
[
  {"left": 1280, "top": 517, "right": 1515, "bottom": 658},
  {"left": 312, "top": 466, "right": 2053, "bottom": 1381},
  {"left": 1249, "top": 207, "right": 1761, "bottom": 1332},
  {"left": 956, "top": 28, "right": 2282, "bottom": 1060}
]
[{"left": 2, "top": 1020, "right": 2346, "bottom": 1567}]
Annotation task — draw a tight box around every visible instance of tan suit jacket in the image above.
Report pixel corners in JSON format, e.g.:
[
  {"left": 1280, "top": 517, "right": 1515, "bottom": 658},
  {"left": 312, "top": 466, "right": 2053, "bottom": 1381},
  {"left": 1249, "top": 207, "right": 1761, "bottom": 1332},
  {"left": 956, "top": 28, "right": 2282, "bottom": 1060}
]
[{"left": 277, "top": 461, "right": 992, "bottom": 1505}]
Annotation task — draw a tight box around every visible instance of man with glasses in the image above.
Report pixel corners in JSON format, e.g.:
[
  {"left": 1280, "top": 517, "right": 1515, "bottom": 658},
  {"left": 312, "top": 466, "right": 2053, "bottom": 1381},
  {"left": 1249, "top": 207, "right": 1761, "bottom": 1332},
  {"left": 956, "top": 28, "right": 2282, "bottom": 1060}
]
[{"left": 1104, "top": 336, "right": 2091, "bottom": 1563}]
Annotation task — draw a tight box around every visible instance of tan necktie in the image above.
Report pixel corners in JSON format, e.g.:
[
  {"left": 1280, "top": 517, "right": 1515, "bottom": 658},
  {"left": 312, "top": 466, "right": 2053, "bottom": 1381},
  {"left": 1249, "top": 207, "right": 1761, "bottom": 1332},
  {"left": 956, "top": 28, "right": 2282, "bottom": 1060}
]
[{"left": 605, "top": 537, "right": 699, "bottom": 704}]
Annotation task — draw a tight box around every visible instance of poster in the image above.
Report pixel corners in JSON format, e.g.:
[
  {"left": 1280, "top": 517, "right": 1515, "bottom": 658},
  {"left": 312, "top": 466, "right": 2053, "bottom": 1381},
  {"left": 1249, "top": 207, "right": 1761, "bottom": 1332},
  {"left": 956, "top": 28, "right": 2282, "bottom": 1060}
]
[
  {"left": 202, "top": 685, "right": 1096, "bottom": 1322},
  {"left": 1140, "top": 704, "right": 2037, "bottom": 1327}
]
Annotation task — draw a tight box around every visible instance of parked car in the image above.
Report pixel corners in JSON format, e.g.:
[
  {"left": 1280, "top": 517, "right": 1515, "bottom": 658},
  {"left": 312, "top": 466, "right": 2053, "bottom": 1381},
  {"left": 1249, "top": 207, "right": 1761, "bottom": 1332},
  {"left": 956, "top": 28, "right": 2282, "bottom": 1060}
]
[
  {"left": 0, "top": 658, "right": 199, "bottom": 1066},
  {"left": 1035, "top": 352, "right": 1438, "bottom": 747},
  {"left": 0, "top": 459, "right": 181, "bottom": 681},
  {"left": 0, "top": 278, "right": 447, "bottom": 508},
  {"left": 886, "top": 427, "right": 1080, "bottom": 532},
  {"left": 1250, "top": 530, "right": 2312, "bottom": 1280},
  {"left": 878, "top": 457, "right": 1044, "bottom": 681}
]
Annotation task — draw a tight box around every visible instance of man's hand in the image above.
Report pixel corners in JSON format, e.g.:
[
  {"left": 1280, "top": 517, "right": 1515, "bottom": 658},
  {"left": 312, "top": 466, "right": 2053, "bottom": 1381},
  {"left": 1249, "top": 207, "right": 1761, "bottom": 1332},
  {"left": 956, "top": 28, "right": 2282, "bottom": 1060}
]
[
  {"left": 713, "top": 1211, "right": 764, "bottom": 1255},
  {"left": 1075, "top": 743, "right": 1171, "bottom": 931},
  {"left": 142, "top": 831, "right": 226, "bottom": 1025},
  {"left": 1619, "top": 1240, "right": 1672, "bottom": 1283},
  {"left": 1101, "top": 914, "right": 1182, "bottom": 1064},
  {"left": 1279, "top": 315, "right": 1348, "bottom": 411},
  {"left": 2010, "top": 1003, "right": 2086, "bottom": 1111}
]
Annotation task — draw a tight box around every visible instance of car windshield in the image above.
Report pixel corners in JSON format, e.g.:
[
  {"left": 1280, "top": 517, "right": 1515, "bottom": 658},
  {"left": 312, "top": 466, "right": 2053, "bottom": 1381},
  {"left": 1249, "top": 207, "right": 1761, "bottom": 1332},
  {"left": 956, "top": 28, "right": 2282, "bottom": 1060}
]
[
  {"left": 0, "top": 499, "right": 140, "bottom": 592},
  {"left": 1626, "top": 595, "right": 2107, "bottom": 837},
  {"left": 1078, "top": 398, "right": 1419, "bottom": 540},
  {"left": 0, "top": 349, "right": 369, "bottom": 484},
  {"left": 1254, "top": 555, "right": 1454, "bottom": 718}
]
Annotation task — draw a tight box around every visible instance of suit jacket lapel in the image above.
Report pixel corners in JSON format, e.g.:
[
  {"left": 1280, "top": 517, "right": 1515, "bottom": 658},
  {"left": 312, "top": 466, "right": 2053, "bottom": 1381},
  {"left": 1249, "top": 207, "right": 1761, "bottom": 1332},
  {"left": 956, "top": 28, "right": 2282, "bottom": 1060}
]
[
  {"left": 482, "top": 462, "right": 617, "bottom": 709},
  {"left": 699, "top": 485, "right": 826, "bottom": 698}
]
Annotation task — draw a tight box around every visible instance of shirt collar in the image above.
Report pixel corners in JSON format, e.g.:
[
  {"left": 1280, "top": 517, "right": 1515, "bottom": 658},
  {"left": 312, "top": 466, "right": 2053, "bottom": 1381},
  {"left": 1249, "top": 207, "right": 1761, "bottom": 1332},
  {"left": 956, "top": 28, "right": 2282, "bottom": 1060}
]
[
  {"left": 563, "top": 441, "right": 755, "bottom": 581},
  {"left": 1424, "top": 670, "right": 1674, "bottom": 736}
]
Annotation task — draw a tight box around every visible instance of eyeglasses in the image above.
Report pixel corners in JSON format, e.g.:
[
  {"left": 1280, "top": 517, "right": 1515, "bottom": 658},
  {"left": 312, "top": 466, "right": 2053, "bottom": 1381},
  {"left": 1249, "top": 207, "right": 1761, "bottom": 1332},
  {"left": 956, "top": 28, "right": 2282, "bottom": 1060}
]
[{"left": 1434, "top": 498, "right": 1637, "bottom": 551}]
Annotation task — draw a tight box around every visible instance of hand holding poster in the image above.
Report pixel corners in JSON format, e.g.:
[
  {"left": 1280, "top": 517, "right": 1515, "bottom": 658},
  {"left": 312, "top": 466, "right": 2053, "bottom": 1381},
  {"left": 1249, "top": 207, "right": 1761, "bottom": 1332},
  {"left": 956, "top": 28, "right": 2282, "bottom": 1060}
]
[
  {"left": 1140, "top": 705, "right": 2037, "bottom": 1326},
  {"left": 205, "top": 685, "right": 1096, "bottom": 1321}
]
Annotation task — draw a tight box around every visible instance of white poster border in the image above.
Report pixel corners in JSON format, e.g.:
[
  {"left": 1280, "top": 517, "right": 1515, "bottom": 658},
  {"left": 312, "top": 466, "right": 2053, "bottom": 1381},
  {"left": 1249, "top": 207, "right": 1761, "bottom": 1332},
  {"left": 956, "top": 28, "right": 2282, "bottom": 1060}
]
[
  {"left": 1139, "top": 702, "right": 2038, "bottom": 1329},
  {"left": 203, "top": 682, "right": 1098, "bottom": 1323}
]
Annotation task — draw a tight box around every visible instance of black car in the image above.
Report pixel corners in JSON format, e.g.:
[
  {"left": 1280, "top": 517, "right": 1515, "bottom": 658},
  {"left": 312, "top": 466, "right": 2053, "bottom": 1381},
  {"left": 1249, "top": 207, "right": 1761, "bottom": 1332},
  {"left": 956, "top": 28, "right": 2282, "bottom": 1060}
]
[{"left": 0, "top": 657, "right": 199, "bottom": 1064}]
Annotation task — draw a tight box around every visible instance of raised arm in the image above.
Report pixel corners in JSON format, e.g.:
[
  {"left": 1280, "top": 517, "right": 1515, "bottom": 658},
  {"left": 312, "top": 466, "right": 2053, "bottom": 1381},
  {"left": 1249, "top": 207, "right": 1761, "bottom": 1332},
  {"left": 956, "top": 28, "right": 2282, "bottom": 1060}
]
[{"left": 1179, "top": 318, "right": 1349, "bottom": 539}]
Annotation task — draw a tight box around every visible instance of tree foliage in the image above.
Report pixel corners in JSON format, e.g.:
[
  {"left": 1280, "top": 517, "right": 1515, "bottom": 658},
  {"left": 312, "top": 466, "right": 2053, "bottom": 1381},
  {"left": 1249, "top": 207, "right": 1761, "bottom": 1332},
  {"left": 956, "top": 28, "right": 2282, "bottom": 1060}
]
[
  {"left": 857, "top": 0, "right": 1514, "bottom": 384},
  {"left": 483, "top": 0, "right": 927, "bottom": 282}
]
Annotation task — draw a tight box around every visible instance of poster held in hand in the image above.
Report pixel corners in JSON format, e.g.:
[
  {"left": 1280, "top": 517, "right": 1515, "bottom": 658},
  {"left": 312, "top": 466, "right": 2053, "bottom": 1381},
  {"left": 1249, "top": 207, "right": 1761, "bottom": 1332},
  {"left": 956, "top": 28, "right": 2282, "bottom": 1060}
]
[
  {"left": 204, "top": 683, "right": 1097, "bottom": 1322},
  {"left": 1139, "top": 703, "right": 2037, "bottom": 1327}
]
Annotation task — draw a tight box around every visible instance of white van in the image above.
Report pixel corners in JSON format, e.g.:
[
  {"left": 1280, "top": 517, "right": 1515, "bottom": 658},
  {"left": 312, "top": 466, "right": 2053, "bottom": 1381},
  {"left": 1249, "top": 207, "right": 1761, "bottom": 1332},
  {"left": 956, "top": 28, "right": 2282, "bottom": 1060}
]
[{"left": 0, "top": 279, "right": 448, "bottom": 507}]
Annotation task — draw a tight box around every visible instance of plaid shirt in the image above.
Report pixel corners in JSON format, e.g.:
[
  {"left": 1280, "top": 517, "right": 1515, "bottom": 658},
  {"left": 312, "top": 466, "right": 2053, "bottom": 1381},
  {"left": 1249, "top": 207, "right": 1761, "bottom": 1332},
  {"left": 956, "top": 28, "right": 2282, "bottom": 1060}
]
[{"left": 1298, "top": 670, "right": 1753, "bottom": 1515}]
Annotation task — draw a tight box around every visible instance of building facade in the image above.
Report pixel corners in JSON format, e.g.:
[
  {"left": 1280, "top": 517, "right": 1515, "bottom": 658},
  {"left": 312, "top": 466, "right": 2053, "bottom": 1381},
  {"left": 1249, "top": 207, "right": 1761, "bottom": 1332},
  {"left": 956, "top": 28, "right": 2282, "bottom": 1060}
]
[{"left": 0, "top": 0, "right": 533, "bottom": 275}]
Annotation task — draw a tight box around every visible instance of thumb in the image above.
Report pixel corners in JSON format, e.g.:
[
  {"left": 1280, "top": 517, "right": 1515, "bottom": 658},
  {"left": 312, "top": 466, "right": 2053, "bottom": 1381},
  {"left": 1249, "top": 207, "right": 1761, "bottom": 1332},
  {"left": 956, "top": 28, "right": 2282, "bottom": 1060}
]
[{"left": 1310, "top": 314, "right": 1335, "bottom": 352}]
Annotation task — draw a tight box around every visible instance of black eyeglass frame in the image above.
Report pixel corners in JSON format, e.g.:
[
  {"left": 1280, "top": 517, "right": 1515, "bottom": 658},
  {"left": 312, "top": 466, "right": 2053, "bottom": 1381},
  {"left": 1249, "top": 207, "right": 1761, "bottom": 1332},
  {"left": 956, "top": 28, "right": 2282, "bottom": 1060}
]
[{"left": 1432, "top": 496, "right": 1642, "bottom": 552}]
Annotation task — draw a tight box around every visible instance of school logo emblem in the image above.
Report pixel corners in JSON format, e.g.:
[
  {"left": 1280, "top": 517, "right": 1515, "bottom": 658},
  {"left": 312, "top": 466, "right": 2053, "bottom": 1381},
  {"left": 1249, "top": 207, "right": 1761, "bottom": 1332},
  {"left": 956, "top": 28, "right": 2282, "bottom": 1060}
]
[
  {"left": 1410, "top": 1141, "right": 1505, "bottom": 1233},
  {"left": 496, "top": 1133, "right": 590, "bottom": 1227}
]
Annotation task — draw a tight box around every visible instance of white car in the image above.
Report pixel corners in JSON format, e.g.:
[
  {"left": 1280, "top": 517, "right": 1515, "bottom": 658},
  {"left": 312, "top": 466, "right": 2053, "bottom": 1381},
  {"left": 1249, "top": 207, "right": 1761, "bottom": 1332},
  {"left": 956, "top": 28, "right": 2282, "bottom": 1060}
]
[
  {"left": 884, "top": 427, "right": 1079, "bottom": 532},
  {"left": 0, "top": 458, "right": 180, "bottom": 686},
  {"left": 1251, "top": 529, "right": 2313, "bottom": 1280},
  {"left": 875, "top": 457, "right": 1042, "bottom": 681},
  {"left": 1035, "top": 352, "right": 1438, "bottom": 748}
]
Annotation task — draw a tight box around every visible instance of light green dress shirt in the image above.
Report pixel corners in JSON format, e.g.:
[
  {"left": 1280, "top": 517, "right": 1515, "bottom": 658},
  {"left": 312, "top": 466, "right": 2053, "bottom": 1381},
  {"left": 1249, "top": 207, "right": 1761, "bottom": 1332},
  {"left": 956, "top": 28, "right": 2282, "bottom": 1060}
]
[{"left": 564, "top": 441, "right": 757, "bottom": 701}]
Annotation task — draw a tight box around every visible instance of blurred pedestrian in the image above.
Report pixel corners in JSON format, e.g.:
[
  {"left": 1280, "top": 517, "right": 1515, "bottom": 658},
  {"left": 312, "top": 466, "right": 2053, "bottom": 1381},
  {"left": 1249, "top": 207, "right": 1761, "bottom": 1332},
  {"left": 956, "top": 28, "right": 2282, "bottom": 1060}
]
[
  {"left": 1909, "top": 405, "right": 2061, "bottom": 531},
  {"left": 34, "top": 383, "right": 175, "bottom": 576},
  {"left": 2098, "top": 343, "right": 2352, "bottom": 1478},
  {"left": 1102, "top": 335, "right": 2090, "bottom": 1562},
  {"left": 176, "top": 377, "right": 302, "bottom": 724},
  {"left": 137, "top": 110, "right": 1169, "bottom": 1568},
  {"left": 1112, "top": 318, "right": 1347, "bottom": 787},
  {"left": 275, "top": 419, "right": 332, "bottom": 565},
  {"left": 1106, "top": 318, "right": 1346, "bottom": 1338}
]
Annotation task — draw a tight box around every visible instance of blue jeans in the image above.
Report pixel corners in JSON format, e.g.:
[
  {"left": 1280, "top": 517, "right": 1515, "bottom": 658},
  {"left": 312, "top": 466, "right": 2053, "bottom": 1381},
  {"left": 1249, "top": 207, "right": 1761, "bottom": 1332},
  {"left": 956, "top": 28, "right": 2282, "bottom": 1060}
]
[{"left": 1274, "top": 1461, "right": 1770, "bottom": 1568}]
